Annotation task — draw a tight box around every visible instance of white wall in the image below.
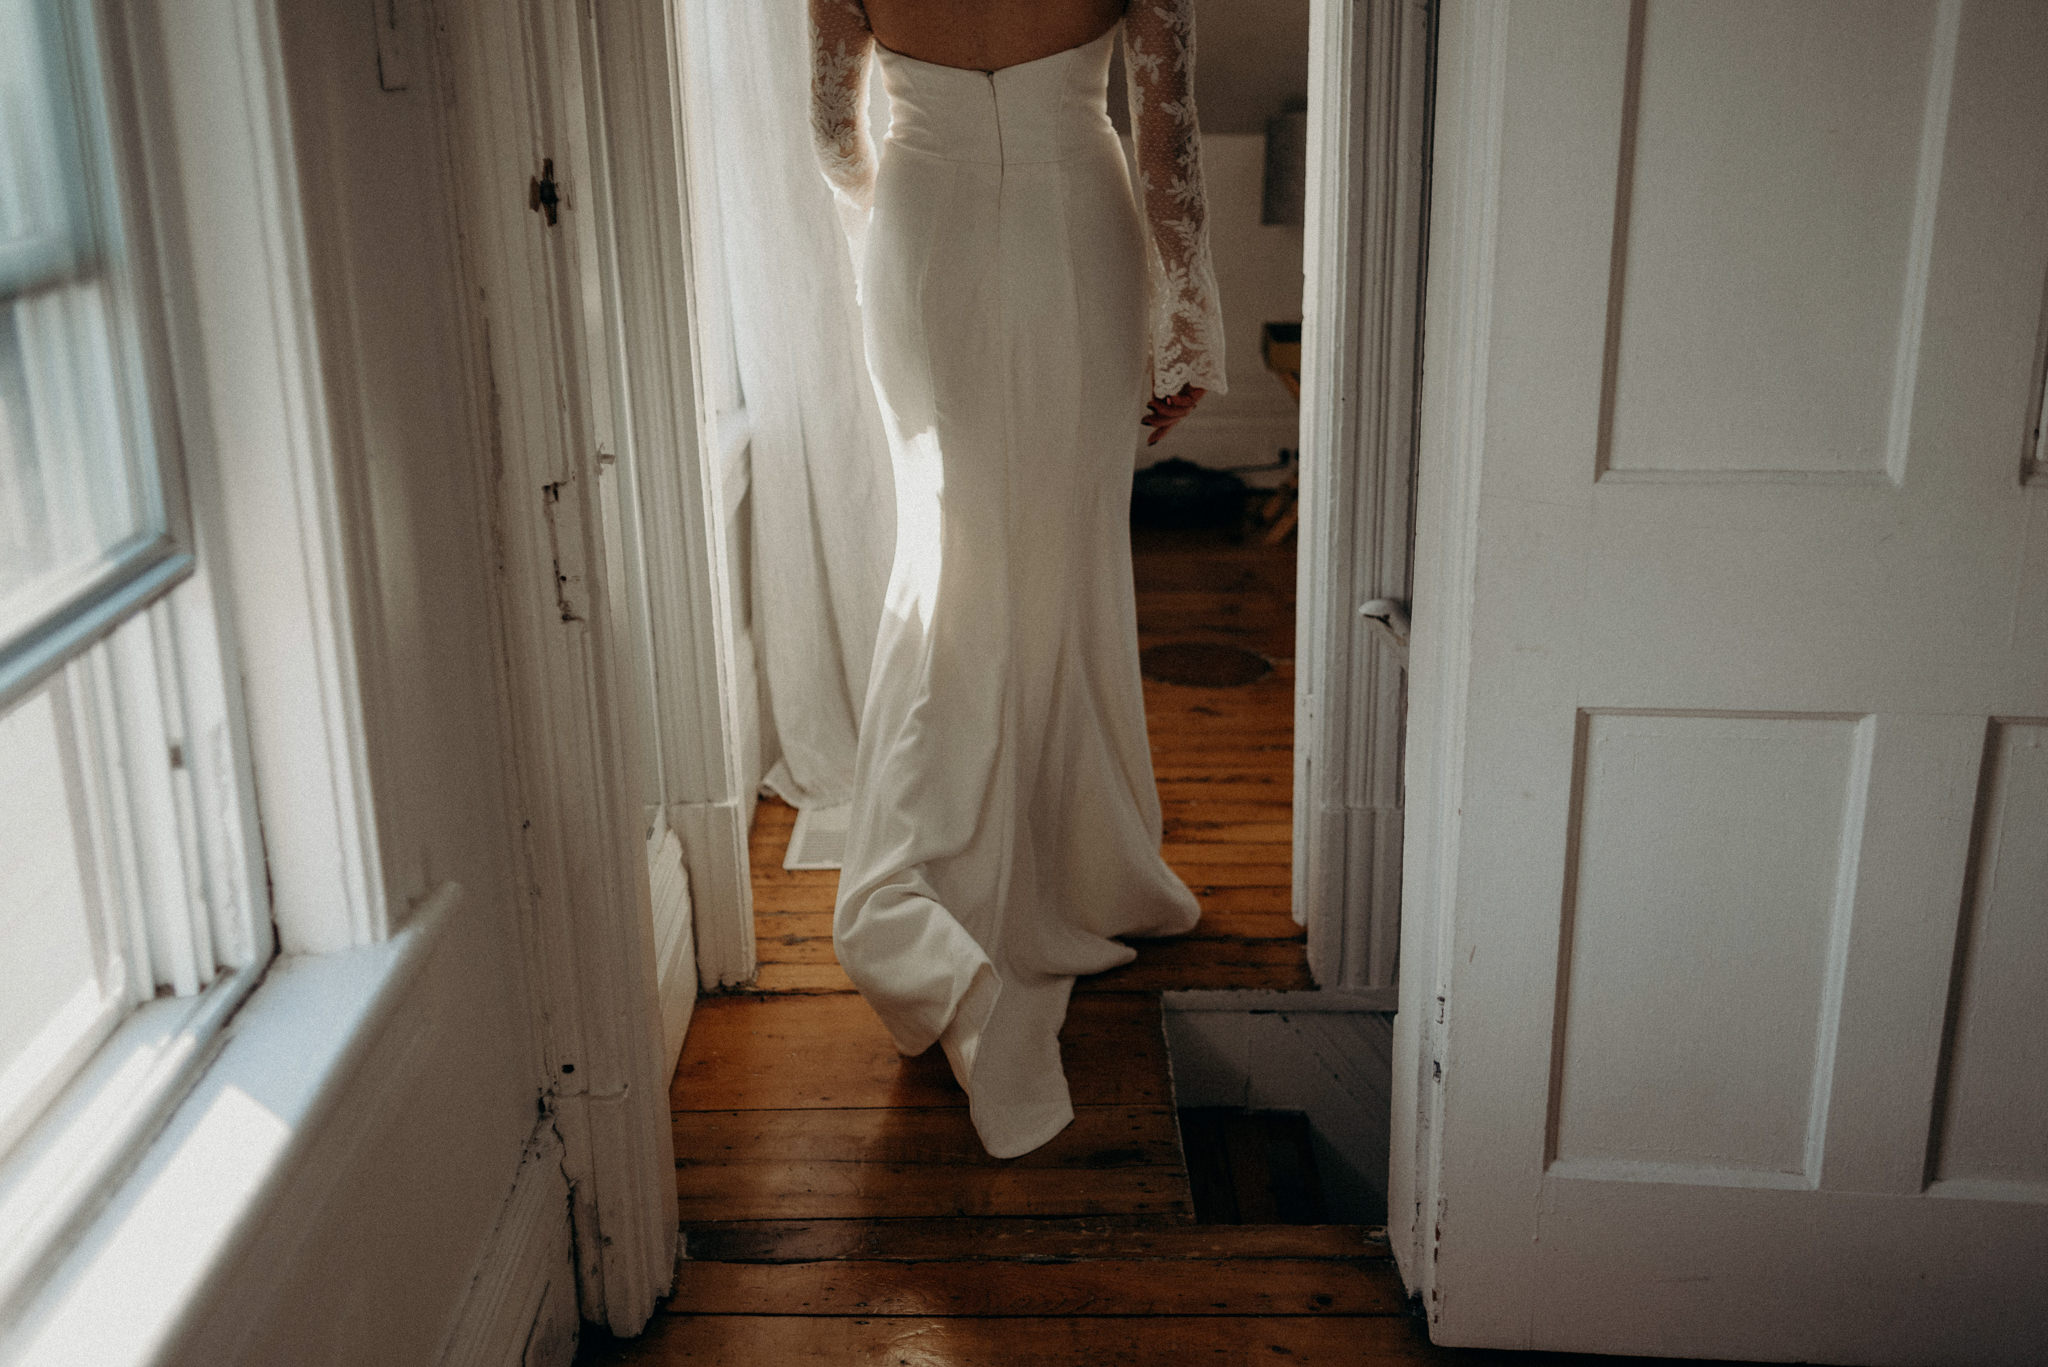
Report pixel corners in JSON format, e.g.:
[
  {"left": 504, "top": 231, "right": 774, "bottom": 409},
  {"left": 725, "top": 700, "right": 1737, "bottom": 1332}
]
[
  {"left": 1191, "top": 0, "right": 1313, "bottom": 135},
  {"left": 159, "top": 7, "right": 550, "bottom": 1363}
]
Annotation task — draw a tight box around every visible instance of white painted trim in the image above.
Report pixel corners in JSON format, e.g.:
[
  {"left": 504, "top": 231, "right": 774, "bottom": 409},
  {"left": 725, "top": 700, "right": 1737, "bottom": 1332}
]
[
  {"left": 0, "top": 963, "right": 260, "bottom": 1329},
  {"left": 648, "top": 824, "right": 697, "bottom": 1078},
  {"left": 436, "top": 1123, "right": 578, "bottom": 1367},
  {"left": 1389, "top": 0, "right": 1509, "bottom": 1302},
  {"left": 574, "top": 0, "right": 756, "bottom": 993},
  {"left": 152, "top": 0, "right": 389, "bottom": 953},
  {"left": 1, "top": 885, "right": 461, "bottom": 1366},
  {"left": 1294, "top": 0, "right": 1433, "bottom": 991},
  {"left": 0, "top": 0, "right": 200, "bottom": 714},
  {"left": 436, "top": 0, "right": 676, "bottom": 1335},
  {"left": 0, "top": 0, "right": 563, "bottom": 1349}
]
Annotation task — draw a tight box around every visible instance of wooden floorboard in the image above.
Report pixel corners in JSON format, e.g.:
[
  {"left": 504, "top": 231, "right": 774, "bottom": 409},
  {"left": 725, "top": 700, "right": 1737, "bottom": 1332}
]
[
  {"left": 669, "top": 987, "right": 1194, "bottom": 1221},
  {"left": 675, "top": 1107, "right": 1191, "bottom": 1221},
  {"left": 673, "top": 993, "right": 1172, "bottom": 1111},
  {"left": 678, "top": 1156, "right": 1192, "bottom": 1222},
  {"left": 660, "top": 1257, "right": 1407, "bottom": 1316},
  {"left": 583, "top": 1313, "right": 1474, "bottom": 1366},
  {"left": 679, "top": 1218, "right": 1389, "bottom": 1263},
  {"left": 674, "top": 1104, "right": 1182, "bottom": 1168}
]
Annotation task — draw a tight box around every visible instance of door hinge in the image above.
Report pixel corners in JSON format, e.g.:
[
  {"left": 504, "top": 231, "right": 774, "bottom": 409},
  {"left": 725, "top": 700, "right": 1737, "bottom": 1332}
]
[{"left": 529, "top": 159, "right": 560, "bottom": 226}]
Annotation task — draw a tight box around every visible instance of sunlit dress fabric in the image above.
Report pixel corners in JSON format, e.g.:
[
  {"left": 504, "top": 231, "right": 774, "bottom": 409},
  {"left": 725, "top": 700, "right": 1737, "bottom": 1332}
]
[{"left": 809, "top": 3, "right": 1225, "bottom": 1158}]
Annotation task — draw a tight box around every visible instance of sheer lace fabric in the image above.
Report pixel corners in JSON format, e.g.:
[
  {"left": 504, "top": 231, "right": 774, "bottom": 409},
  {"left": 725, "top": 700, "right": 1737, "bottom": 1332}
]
[
  {"left": 806, "top": 0, "right": 1226, "bottom": 399},
  {"left": 809, "top": 0, "right": 878, "bottom": 221},
  {"left": 1121, "top": 0, "right": 1226, "bottom": 397}
]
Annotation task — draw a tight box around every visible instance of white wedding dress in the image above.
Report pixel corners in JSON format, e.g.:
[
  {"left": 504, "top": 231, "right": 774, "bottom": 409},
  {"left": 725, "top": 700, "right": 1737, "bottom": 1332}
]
[{"left": 809, "top": 0, "right": 1227, "bottom": 1158}]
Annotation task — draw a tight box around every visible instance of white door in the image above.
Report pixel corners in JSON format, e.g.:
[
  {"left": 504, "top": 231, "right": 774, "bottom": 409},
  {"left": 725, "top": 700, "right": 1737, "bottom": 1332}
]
[{"left": 1395, "top": 2, "right": 2048, "bottom": 1362}]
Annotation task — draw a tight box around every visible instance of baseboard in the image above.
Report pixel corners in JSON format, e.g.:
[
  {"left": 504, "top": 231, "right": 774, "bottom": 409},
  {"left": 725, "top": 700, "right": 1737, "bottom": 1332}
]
[
  {"left": 1161, "top": 998, "right": 1395, "bottom": 1225},
  {"left": 436, "top": 1123, "right": 579, "bottom": 1367},
  {"left": 648, "top": 826, "right": 697, "bottom": 1078},
  {"left": 669, "top": 799, "right": 754, "bottom": 991}
]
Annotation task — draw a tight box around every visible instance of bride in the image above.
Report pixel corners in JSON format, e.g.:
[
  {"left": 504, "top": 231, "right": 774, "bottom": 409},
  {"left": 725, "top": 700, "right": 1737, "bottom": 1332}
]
[{"left": 810, "top": 0, "right": 1227, "bottom": 1158}]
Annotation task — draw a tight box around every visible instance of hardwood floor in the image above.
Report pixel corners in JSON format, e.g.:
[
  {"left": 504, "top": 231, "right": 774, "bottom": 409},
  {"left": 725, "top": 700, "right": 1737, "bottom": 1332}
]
[
  {"left": 670, "top": 993, "right": 1191, "bottom": 1224},
  {"left": 578, "top": 531, "right": 1461, "bottom": 1363},
  {"left": 576, "top": 529, "right": 1732, "bottom": 1364},
  {"left": 600, "top": 983, "right": 1447, "bottom": 1364}
]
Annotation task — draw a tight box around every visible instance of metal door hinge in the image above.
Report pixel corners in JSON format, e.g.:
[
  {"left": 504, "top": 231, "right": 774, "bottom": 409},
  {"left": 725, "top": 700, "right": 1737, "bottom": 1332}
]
[{"left": 530, "top": 159, "right": 560, "bottom": 226}]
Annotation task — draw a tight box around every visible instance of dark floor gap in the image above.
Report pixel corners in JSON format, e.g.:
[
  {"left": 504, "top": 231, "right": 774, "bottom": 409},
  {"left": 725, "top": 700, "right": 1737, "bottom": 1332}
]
[{"left": 1179, "top": 1107, "right": 1327, "bottom": 1225}]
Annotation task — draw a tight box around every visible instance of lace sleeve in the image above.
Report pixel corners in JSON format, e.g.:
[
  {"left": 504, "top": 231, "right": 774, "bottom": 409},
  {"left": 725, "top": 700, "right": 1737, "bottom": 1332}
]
[
  {"left": 1123, "top": 0, "right": 1227, "bottom": 398},
  {"left": 810, "top": 0, "right": 876, "bottom": 222}
]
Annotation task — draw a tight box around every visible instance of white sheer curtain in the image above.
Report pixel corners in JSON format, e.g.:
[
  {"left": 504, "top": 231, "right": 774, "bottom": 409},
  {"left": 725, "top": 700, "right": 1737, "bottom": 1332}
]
[{"left": 694, "top": 0, "right": 894, "bottom": 809}]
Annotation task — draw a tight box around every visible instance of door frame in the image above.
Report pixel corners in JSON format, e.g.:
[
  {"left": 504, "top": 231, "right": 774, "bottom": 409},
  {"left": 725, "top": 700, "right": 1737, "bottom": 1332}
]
[
  {"left": 642, "top": 0, "right": 1440, "bottom": 1004},
  {"left": 565, "top": 0, "right": 758, "bottom": 1004},
  {"left": 1387, "top": 0, "right": 1499, "bottom": 1296},
  {"left": 435, "top": 0, "right": 681, "bottom": 1335},
  {"left": 1295, "top": 0, "right": 1434, "bottom": 997},
  {"left": 431, "top": 0, "right": 1441, "bottom": 1329}
]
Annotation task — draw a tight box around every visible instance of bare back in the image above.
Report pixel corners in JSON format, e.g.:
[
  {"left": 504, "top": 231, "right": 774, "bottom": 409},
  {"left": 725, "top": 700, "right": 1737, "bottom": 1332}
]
[{"left": 860, "top": 0, "right": 1127, "bottom": 73}]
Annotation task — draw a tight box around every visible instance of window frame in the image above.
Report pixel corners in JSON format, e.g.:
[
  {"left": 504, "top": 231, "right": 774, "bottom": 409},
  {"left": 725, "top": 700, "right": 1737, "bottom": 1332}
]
[
  {"left": 0, "top": 0, "right": 268, "bottom": 1163},
  {"left": 0, "top": 0, "right": 390, "bottom": 1331},
  {"left": 0, "top": 0, "right": 197, "bottom": 712},
  {"left": 0, "top": 595, "right": 263, "bottom": 1166}
]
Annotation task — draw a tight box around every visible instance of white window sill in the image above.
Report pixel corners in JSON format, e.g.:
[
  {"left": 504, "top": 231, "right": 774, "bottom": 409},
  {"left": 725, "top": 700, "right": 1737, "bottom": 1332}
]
[{"left": 0, "top": 884, "right": 460, "bottom": 1367}]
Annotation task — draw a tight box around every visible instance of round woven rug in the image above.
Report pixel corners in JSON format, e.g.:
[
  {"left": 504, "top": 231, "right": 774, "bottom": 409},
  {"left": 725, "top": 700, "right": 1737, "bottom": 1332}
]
[{"left": 1140, "top": 642, "right": 1273, "bottom": 688}]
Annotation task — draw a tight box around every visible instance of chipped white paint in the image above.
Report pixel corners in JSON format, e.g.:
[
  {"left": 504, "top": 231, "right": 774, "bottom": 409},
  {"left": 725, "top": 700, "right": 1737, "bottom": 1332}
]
[{"left": 438, "top": 0, "right": 676, "bottom": 1336}]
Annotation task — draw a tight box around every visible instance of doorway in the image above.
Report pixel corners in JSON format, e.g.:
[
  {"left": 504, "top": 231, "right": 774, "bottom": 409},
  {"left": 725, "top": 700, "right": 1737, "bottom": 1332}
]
[
  {"left": 728, "top": 0, "right": 1322, "bottom": 1001},
  {"left": 649, "top": 0, "right": 1430, "bottom": 995},
  {"left": 565, "top": 0, "right": 1433, "bottom": 1346}
]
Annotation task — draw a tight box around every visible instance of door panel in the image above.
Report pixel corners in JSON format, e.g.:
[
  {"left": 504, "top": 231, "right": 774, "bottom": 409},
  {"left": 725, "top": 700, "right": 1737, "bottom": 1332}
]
[
  {"left": 1404, "top": 1, "right": 2048, "bottom": 1361},
  {"left": 1931, "top": 719, "right": 2048, "bottom": 1196},
  {"left": 1551, "top": 711, "right": 1863, "bottom": 1185},
  {"left": 1605, "top": 1, "right": 1941, "bottom": 480}
]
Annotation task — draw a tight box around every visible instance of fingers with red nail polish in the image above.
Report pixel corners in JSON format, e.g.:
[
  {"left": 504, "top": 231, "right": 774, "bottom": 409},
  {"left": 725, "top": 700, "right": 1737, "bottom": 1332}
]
[{"left": 1140, "top": 384, "right": 1205, "bottom": 445}]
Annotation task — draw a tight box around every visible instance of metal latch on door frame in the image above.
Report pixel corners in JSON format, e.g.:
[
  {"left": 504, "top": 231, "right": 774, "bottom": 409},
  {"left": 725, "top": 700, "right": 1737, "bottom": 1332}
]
[{"left": 1359, "top": 598, "right": 1410, "bottom": 656}]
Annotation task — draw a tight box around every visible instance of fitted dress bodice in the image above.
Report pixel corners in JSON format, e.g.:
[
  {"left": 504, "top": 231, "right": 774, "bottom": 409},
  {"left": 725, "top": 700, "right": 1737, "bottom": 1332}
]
[{"left": 873, "top": 26, "right": 1120, "bottom": 167}]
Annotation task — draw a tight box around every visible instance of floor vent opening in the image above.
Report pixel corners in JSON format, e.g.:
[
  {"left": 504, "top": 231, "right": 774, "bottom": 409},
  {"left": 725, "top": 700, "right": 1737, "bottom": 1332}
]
[
  {"left": 1180, "top": 1108, "right": 1329, "bottom": 1225},
  {"left": 783, "top": 802, "right": 851, "bottom": 871}
]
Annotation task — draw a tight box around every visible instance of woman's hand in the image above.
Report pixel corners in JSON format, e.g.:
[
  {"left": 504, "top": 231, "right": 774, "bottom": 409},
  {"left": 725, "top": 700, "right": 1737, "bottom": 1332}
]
[{"left": 1141, "top": 384, "right": 1205, "bottom": 446}]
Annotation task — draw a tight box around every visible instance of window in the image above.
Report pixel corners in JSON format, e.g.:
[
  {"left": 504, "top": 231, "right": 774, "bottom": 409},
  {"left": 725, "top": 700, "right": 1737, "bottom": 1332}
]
[{"left": 0, "top": 0, "right": 267, "bottom": 1170}]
